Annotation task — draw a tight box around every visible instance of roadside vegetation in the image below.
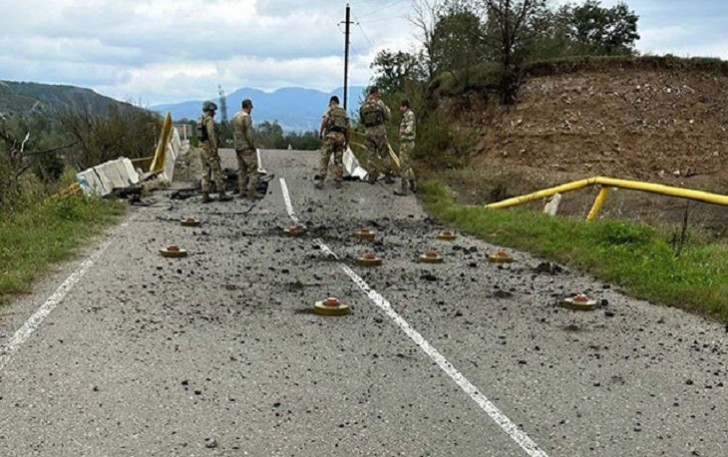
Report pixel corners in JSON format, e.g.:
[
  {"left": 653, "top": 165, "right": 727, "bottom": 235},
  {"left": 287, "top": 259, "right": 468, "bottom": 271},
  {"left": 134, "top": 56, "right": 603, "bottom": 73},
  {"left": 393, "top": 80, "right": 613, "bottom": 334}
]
[
  {"left": 420, "top": 181, "right": 728, "bottom": 322},
  {"left": 0, "top": 104, "right": 154, "bottom": 305},
  {"left": 0, "top": 193, "right": 124, "bottom": 304}
]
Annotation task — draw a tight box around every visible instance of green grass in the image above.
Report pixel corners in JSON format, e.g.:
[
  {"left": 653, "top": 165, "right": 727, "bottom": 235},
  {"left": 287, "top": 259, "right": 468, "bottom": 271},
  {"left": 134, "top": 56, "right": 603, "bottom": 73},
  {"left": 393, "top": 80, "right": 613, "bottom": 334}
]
[
  {"left": 420, "top": 181, "right": 728, "bottom": 322},
  {"left": 0, "top": 195, "right": 125, "bottom": 304}
]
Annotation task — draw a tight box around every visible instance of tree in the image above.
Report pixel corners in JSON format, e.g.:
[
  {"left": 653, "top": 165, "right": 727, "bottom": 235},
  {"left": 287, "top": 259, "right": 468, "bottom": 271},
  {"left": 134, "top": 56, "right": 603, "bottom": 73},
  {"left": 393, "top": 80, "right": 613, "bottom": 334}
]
[
  {"left": 60, "top": 104, "right": 161, "bottom": 170},
  {"left": 410, "top": 0, "right": 448, "bottom": 79},
  {"left": 431, "top": 5, "right": 488, "bottom": 74},
  {"left": 563, "top": 0, "right": 640, "bottom": 55},
  {"left": 0, "top": 116, "right": 72, "bottom": 211},
  {"left": 256, "top": 121, "right": 286, "bottom": 149},
  {"left": 370, "top": 50, "right": 424, "bottom": 95},
  {"left": 286, "top": 130, "right": 322, "bottom": 150},
  {"left": 480, "top": 0, "right": 551, "bottom": 103}
]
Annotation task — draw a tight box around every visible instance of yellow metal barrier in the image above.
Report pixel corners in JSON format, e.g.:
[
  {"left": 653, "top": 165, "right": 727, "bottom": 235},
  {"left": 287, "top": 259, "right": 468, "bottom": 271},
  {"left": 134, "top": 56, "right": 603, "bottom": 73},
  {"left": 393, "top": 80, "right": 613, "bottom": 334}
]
[
  {"left": 485, "top": 176, "right": 728, "bottom": 221},
  {"left": 130, "top": 156, "right": 154, "bottom": 172},
  {"left": 349, "top": 131, "right": 401, "bottom": 169},
  {"left": 56, "top": 182, "right": 82, "bottom": 198},
  {"left": 149, "top": 112, "right": 173, "bottom": 173}
]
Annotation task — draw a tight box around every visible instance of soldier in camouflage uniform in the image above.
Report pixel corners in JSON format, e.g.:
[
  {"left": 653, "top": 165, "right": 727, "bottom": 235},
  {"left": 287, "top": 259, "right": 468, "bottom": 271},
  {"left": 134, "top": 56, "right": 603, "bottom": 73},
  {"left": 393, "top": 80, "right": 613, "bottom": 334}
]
[
  {"left": 315, "top": 95, "right": 350, "bottom": 189},
  {"left": 359, "top": 86, "right": 392, "bottom": 184},
  {"left": 231, "top": 98, "right": 262, "bottom": 199},
  {"left": 197, "top": 101, "right": 232, "bottom": 203},
  {"left": 394, "top": 99, "right": 417, "bottom": 196}
]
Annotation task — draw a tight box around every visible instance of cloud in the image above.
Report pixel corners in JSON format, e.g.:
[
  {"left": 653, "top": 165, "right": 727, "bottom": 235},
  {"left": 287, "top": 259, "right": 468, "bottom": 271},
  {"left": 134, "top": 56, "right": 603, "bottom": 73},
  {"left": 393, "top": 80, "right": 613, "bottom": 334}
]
[
  {"left": 2, "top": 0, "right": 726, "bottom": 105},
  {"left": 0, "top": 0, "right": 419, "bottom": 104}
]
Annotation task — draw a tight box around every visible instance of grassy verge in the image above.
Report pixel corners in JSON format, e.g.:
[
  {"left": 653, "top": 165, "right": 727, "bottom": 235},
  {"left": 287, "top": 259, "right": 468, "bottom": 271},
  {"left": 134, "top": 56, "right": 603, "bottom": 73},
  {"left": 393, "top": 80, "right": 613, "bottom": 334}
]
[
  {"left": 420, "top": 181, "right": 728, "bottom": 322},
  {"left": 0, "top": 195, "right": 125, "bottom": 305}
]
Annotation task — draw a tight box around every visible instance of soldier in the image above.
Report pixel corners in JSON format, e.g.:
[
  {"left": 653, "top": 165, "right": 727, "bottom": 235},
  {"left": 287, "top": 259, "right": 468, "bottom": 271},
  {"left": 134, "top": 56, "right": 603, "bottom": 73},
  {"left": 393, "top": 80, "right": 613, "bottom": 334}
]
[
  {"left": 231, "top": 98, "right": 262, "bottom": 199},
  {"left": 315, "top": 95, "right": 350, "bottom": 189},
  {"left": 197, "top": 100, "right": 232, "bottom": 203},
  {"left": 359, "top": 86, "right": 392, "bottom": 184},
  {"left": 394, "top": 99, "right": 417, "bottom": 196}
]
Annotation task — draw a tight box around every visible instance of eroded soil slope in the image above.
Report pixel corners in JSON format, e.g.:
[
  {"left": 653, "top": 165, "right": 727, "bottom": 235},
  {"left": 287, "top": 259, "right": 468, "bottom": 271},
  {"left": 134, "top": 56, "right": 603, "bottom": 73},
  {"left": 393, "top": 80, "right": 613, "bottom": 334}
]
[{"left": 439, "top": 66, "right": 728, "bottom": 234}]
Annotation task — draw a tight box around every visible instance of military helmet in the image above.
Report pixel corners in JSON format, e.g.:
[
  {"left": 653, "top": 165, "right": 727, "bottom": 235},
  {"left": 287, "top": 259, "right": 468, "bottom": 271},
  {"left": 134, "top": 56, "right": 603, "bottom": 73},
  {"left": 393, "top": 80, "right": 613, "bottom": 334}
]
[
  {"left": 242, "top": 98, "right": 253, "bottom": 109},
  {"left": 202, "top": 100, "right": 218, "bottom": 112}
]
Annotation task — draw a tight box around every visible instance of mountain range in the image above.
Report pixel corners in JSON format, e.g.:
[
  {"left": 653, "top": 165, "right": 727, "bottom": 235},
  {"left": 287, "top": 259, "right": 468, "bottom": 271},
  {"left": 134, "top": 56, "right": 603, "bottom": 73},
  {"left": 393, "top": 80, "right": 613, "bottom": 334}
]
[
  {"left": 151, "top": 86, "right": 367, "bottom": 132},
  {"left": 0, "top": 80, "right": 141, "bottom": 119},
  {"left": 0, "top": 80, "right": 369, "bottom": 133}
]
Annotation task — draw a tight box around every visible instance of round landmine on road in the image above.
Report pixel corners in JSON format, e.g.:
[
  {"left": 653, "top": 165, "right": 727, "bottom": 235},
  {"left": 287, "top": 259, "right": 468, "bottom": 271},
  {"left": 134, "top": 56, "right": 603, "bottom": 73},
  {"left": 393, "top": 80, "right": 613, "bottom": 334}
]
[
  {"left": 436, "top": 230, "right": 457, "bottom": 241},
  {"left": 488, "top": 251, "right": 514, "bottom": 263},
  {"left": 283, "top": 225, "right": 305, "bottom": 237},
  {"left": 159, "top": 244, "right": 188, "bottom": 258},
  {"left": 181, "top": 216, "right": 200, "bottom": 227},
  {"left": 313, "top": 297, "right": 350, "bottom": 316},
  {"left": 357, "top": 252, "right": 383, "bottom": 267},
  {"left": 356, "top": 228, "right": 376, "bottom": 240},
  {"left": 561, "top": 294, "right": 599, "bottom": 311},
  {"left": 419, "top": 250, "right": 444, "bottom": 264}
]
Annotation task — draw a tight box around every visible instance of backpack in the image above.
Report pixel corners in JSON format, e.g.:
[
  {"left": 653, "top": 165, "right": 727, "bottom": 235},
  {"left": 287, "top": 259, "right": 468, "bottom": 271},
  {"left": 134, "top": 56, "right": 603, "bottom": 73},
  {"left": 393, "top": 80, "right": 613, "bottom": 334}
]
[
  {"left": 328, "top": 106, "right": 348, "bottom": 132},
  {"left": 360, "top": 99, "right": 384, "bottom": 127},
  {"left": 197, "top": 116, "right": 209, "bottom": 142}
]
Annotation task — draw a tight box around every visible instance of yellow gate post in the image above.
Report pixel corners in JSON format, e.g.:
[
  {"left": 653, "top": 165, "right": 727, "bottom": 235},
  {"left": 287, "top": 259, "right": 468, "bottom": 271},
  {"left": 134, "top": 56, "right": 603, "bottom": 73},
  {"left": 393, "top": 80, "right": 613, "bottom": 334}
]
[
  {"left": 587, "top": 186, "right": 611, "bottom": 222},
  {"left": 149, "top": 112, "right": 173, "bottom": 173}
]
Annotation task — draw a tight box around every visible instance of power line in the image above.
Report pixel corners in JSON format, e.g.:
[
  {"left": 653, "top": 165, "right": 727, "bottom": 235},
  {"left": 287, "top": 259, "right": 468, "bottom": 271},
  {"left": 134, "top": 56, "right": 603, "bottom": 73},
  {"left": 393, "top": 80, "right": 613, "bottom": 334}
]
[
  {"left": 358, "top": 14, "right": 409, "bottom": 25},
  {"left": 356, "top": 23, "right": 376, "bottom": 48},
  {"left": 355, "top": 0, "right": 408, "bottom": 20}
]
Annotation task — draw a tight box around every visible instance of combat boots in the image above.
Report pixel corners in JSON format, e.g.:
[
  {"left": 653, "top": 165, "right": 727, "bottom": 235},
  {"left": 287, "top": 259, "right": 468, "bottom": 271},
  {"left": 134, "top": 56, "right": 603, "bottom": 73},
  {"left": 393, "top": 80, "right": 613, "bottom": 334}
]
[
  {"left": 201, "top": 191, "right": 212, "bottom": 203},
  {"left": 393, "top": 180, "right": 409, "bottom": 196},
  {"left": 384, "top": 173, "right": 395, "bottom": 184}
]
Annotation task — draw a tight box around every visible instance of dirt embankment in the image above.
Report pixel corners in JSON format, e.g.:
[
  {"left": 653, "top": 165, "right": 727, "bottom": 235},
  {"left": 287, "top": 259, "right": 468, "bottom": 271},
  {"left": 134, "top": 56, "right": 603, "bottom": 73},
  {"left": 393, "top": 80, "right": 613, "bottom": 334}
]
[{"left": 437, "top": 66, "right": 728, "bottom": 235}]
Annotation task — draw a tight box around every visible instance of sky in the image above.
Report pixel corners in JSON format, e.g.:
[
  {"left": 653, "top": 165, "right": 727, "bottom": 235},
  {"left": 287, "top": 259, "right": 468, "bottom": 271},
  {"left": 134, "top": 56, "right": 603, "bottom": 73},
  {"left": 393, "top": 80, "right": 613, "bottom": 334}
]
[{"left": 1, "top": 0, "right": 727, "bottom": 106}]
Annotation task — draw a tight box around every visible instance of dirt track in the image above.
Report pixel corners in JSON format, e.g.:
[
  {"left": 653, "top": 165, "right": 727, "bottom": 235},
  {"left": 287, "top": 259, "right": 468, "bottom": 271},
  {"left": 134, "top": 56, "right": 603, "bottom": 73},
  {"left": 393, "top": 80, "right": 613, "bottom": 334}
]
[{"left": 0, "top": 149, "right": 726, "bottom": 457}]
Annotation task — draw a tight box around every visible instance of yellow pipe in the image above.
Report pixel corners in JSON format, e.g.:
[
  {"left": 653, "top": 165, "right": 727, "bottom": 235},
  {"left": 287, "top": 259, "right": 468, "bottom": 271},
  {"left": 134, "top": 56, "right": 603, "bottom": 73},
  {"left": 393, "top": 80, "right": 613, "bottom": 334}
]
[
  {"left": 593, "top": 177, "right": 728, "bottom": 206},
  {"left": 587, "top": 186, "right": 611, "bottom": 221},
  {"left": 387, "top": 143, "right": 401, "bottom": 169},
  {"left": 485, "top": 177, "right": 598, "bottom": 209},
  {"left": 150, "top": 112, "right": 173, "bottom": 173},
  {"left": 349, "top": 140, "right": 401, "bottom": 169},
  {"left": 485, "top": 175, "right": 728, "bottom": 211}
]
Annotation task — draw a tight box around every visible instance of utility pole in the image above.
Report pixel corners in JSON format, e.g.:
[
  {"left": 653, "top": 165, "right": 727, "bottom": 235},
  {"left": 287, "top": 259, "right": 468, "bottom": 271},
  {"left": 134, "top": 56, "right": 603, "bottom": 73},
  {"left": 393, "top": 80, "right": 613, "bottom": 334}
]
[
  {"left": 342, "top": 3, "right": 352, "bottom": 110},
  {"left": 218, "top": 85, "right": 228, "bottom": 123}
]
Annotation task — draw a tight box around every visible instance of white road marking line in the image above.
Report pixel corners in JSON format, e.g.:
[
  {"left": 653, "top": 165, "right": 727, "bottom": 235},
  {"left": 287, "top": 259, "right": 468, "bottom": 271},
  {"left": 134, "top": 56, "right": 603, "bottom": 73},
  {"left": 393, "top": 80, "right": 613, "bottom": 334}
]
[
  {"left": 279, "top": 177, "right": 551, "bottom": 457},
  {"left": 279, "top": 178, "right": 301, "bottom": 226},
  {"left": 0, "top": 241, "right": 111, "bottom": 373}
]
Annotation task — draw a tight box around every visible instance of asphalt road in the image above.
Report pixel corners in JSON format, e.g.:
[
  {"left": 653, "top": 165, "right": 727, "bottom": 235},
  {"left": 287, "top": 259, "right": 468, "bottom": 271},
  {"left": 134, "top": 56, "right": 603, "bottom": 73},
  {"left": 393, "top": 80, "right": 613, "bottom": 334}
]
[{"left": 0, "top": 149, "right": 726, "bottom": 457}]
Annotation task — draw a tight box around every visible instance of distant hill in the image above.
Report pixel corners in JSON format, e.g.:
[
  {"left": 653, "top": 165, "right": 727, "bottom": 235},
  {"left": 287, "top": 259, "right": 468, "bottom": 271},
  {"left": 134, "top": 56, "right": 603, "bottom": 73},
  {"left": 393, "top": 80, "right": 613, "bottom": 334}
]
[
  {"left": 151, "top": 86, "right": 367, "bottom": 132},
  {"left": 0, "top": 80, "right": 141, "bottom": 119}
]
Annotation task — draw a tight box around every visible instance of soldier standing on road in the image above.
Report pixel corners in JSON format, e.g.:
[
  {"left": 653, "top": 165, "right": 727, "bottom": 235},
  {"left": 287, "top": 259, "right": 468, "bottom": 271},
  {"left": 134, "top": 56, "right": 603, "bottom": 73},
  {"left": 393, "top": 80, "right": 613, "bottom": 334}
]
[
  {"left": 231, "top": 98, "right": 262, "bottom": 199},
  {"left": 315, "top": 95, "right": 350, "bottom": 190},
  {"left": 394, "top": 99, "right": 417, "bottom": 196},
  {"left": 197, "top": 100, "right": 232, "bottom": 203},
  {"left": 359, "top": 86, "right": 392, "bottom": 185}
]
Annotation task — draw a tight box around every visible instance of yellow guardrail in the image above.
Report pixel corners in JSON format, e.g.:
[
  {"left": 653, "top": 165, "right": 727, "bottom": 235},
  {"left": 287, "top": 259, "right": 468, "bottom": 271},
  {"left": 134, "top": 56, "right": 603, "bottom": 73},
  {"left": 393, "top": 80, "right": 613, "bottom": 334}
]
[
  {"left": 485, "top": 176, "right": 728, "bottom": 221},
  {"left": 349, "top": 131, "right": 401, "bottom": 169},
  {"left": 149, "top": 112, "right": 173, "bottom": 173}
]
